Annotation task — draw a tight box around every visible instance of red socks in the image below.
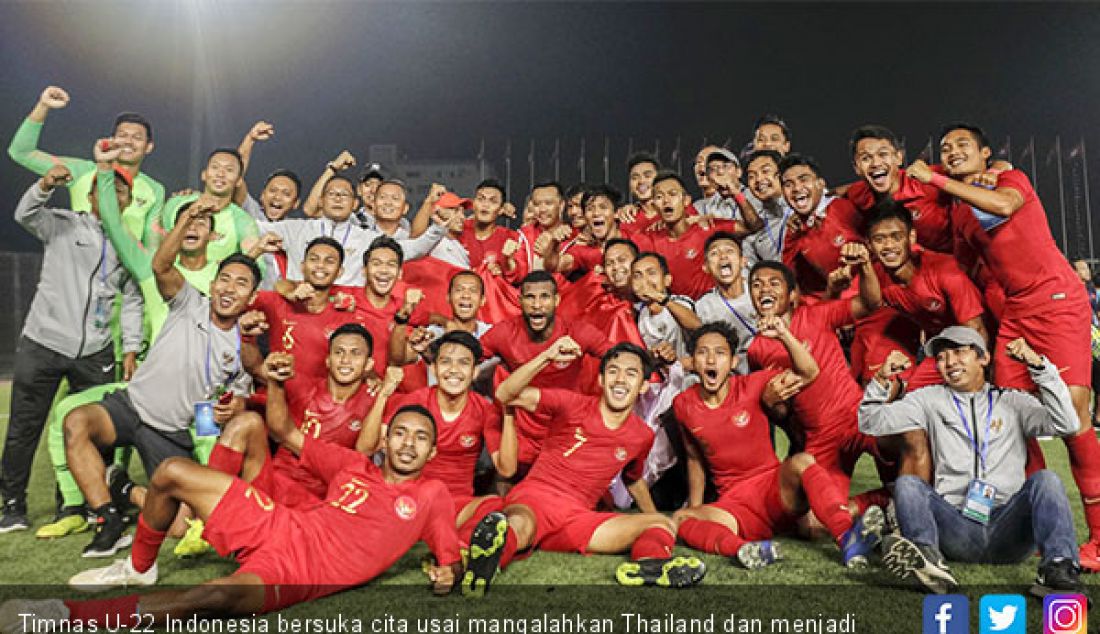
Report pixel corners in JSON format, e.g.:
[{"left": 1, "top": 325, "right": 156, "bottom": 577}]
[
  {"left": 206, "top": 444, "right": 244, "bottom": 475},
  {"left": 851, "top": 487, "right": 892, "bottom": 516},
  {"left": 130, "top": 515, "right": 167, "bottom": 573},
  {"left": 458, "top": 497, "right": 505, "bottom": 546},
  {"left": 499, "top": 526, "right": 519, "bottom": 570},
  {"left": 630, "top": 526, "right": 676, "bottom": 560},
  {"left": 801, "top": 463, "right": 854, "bottom": 542},
  {"left": 677, "top": 518, "right": 745, "bottom": 556},
  {"left": 64, "top": 595, "right": 140, "bottom": 626},
  {"left": 1066, "top": 430, "right": 1100, "bottom": 542}
]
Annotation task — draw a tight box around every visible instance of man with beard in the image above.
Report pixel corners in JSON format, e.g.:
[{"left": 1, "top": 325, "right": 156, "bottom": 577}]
[
  {"left": 673, "top": 322, "right": 885, "bottom": 569},
  {"left": 778, "top": 155, "right": 864, "bottom": 299},
  {"left": 4, "top": 401, "right": 460, "bottom": 621},
  {"left": 909, "top": 121, "right": 1100, "bottom": 570},
  {"left": 60, "top": 206, "right": 259, "bottom": 559},
  {"left": 636, "top": 172, "right": 762, "bottom": 300},
  {"left": 479, "top": 271, "right": 613, "bottom": 472},
  {"left": 746, "top": 259, "right": 893, "bottom": 516},
  {"left": 741, "top": 150, "right": 794, "bottom": 268},
  {"left": 695, "top": 233, "right": 757, "bottom": 375},
  {"left": 844, "top": 125, "right": 953, "bottom": 253},
  {"left": 462, "top": 343, "right": 706, "bottom": 596},
  {"left": 259, "top": 177, "right": 446, "bottom": 288},
  {"left": 8, "top": 86, "right": 164, "bottom": 244},
  {"left": 375, "top": 332, "right": 516, "bottom": 543}
]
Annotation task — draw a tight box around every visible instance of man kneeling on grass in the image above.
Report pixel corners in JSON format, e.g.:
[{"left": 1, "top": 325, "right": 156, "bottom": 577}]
[
  {"left": 0, "top": 385, "right": 461, "bottom": 631},
  {"left": 858, "top": 326, "right": 1084, "bottom": 596},
  {"left": 460, "top": 341, "right": 706, "bottom": 597}
]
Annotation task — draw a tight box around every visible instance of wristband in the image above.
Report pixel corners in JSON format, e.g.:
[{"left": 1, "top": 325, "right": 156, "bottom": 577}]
[
  {"left": 733, "top": 191, "right": 747, "bottom": 206},
  {"left": 394, "top": 312, "right": 410, "bottom": 325},
  {"left": 928, "top": 174, "right": 948, "bottom": 189}
]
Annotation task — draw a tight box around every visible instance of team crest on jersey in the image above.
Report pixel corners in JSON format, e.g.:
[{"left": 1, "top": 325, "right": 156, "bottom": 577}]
[
  {"left": 460, "top": 434, "right": 477, "bottom": 448},
  {"left": 912, "top": 209, "right": 923, "bottom": 219},
  {"left": 553, "top": 360, "right": 572, "bottom": 369},
  {"left": 926, "top": 299, "right": 942, "bottom": 311},
  {"left": 222, "top": 352, "right": 236, "bottom": 366},
  {"left": 832, "top": 234, "right": 845, "bottom": 246},
  {"left": 990, "top": 419, "right": 1004, "bottom": 433},
  {"left": 686, "top": 249, "right": 698, "bottom": 259},
  {"left": 732, "top": 411, "right": 750, "bottom": 428},
  {"left": 349, "top": 419, "right": 362, "bottom": 432},
  {"left": 614, "top": 447, "right": 628, "bottom": 462},
  {"left": 394, "top": 495, "right": 418, "bottom": 520}
]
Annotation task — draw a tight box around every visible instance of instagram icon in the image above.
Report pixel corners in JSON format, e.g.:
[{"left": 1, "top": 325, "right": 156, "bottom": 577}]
[{"left": 1043, "top": 594, "right": 1087, "bottom": 634}]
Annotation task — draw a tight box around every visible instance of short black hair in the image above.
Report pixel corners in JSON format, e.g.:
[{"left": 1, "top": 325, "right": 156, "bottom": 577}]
[
  {"left": 359, "top": 164, "right": 384, "bottom": 183},
  {"left": 704, "top": 231, "right": 742, "bottom": 255},
  {"left": 174, "top": 201, "right": 210, "bottom": 226},
  {"left": 264, "top": 169, "right": 302, "bottom": 196},
  {"left": 599, "top": 342, "right": 655, "bottom": 378},
  {"left": 430, "top": 329, "right": 483, "bottom": 363},
  {"left": 603, "top": 238, "right": 639, "bottom": 259},
  {"left": 778, "top": 153, "right": 822, "bottom": 180},
  {"left": 939, "top": 121, "right": 992, "bottom": 152},
  {"left": 476, "top": 178, "right": 505, "bottom": 198},
  {"left": 686, "top": 322, "right": 739, "bottom": 356},
  {"left": 448, "top": 269, "right": 484, "bottom": 294},
  {"left": 363, "top": 235, "right": 404, "bottom": 267},
  {"left": 520, "top": 270, "right": 558, "bottom": 293},
  {"left": 565, "top": 182, "right": 591, "bottom": 200},
  {"left": 652, "top": 170, "right": 688, "bottom": 191},
  {"left": 627, "top": 152, "right": 660, "bottom": 172},
  {"left": 114, "top": 112, "right": 152, "bottom": 140},
  {"left": 581, "top": 183, "right": 622, "bottom": 210},
  {"left": 745, "top": 149, "right": 784, "bottom": 172},
  {"left": 217, "top": 253, "right": 262, "bottom": 291},
  {"left": 206, "top": 147, "right": 244, "bottom": 173},
  {"left": 389, "top": 404, "right": 437, "bottom": 443},
  {"left": 323, "top": 175, "right": 357, "bottom": 196},
  {"left": 328, "top": 322, "right": 374, "bottom": 356},
  {"left": 749, "top": 260, "right": 797, "bottom": 292},
  {"left": 305, "top": 236, "right": 346, "bottom": 266},
  {"left": 865, "top": 199, "right": 914, "bottom": 235},
  {"left": 531, "top": 180, "right": 564, "bottom": 199},
  {"left": 633, "top": 250, "right": 669, "bottom": 275},
  {"left": 753, "top": 114, "right": 791, "bottom": 143},
  {"left": 849, "top": 125, "right": 901, "bottom": 158}
]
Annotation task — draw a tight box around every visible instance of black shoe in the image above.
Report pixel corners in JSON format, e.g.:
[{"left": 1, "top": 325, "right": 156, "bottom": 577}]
[
  {"left": 105, "top": 465, "right": 136, "bottom": 512},
  {"left": 1031, "top": 558, "right": 1085, "bottom": 597},
  {"left": 461, "top": 512, "right": 509, "bottom": 598},
  {"left": 881, "top": 534, "right": 958, "bottom": 594},
  {"left": 615, "top": 556, "right": 707, "bottom": 588},
  {"left": 0, "top": 500, "right": 29, "bottom": 534},
  {"left": 82, "top": 507, "right": 131, "bottom": 558}
]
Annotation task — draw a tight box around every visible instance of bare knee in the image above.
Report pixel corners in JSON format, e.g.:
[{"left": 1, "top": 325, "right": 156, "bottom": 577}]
[
  {"left": 149, "top": 456, "right": 197, "bottom": 494},
  {"left": 645, "top": 514, "right": 676, "bottom": 534},
  {"left": 62, "top": 409, "right": 91, "bottom": 446},
  {"left": 786, "top": 452, "right": 816, "bottom": 476},
  {"left": 218, "top": 412, "right": 264, "bottom": 449}
]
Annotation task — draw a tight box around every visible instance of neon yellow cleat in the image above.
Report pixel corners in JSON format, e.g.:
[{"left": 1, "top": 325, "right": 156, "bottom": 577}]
[
  {"left": 172, "top": 518, "right": 212, "bottom": 558},
  {"left": 36, "top": 514, "right": 90, "bottom": 539}
]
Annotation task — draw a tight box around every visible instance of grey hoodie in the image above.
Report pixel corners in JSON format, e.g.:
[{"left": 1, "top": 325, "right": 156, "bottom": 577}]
[
  {"left": 858, "top": 359, "right": 1078, "bottom": 507},
  {"left": 15, "top": 182, "right": 143, "bottom": 358}
]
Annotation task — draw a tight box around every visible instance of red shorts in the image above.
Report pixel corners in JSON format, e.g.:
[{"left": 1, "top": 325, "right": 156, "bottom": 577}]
[
  {"left": 251, "top": 456, "right": 324, "bottom": 510},
  {"left": 805, "top": 430, "right": 885, "bottom": 492},
  {"left": 504, "top": 483, "right": 615, "bottom": 554},
  {"left": 995, "top": 306, "right": 1091, "bottom": 389},
  {"left": 203, "top": 479, "right": 341, "bottom": 613},
  {"left": 713, "top": 466, "right": 798, "bottom": 540}
]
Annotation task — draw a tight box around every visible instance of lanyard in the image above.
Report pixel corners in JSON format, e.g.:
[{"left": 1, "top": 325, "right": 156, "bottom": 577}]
[
  {"left": 951, "top": 390, "right": 994, "bottom": 476},
  {"left": 327, "top": 219, "right": 353, "bottom": 247},
  {"left": 718, "top": 290, "right": 756, "bottom": 336},
  {"left": 763, "top": 208, "right": 792, "bottom": 251},
  {"left": 204, "top": 316, "right": 241, "bottom": 393}
]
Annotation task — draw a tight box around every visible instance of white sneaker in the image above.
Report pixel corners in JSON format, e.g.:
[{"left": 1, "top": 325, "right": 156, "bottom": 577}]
[
  {"left": 68, "top": 557, "right": 157, "bottom": 593},
  {"left": 0, "top": 599, "right": 70, "bottom": 634}
]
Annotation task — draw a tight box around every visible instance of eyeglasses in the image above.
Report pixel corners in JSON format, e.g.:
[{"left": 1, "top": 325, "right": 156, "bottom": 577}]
[{"left": 325, "top": 190, "right": 353, "bottom": 199}]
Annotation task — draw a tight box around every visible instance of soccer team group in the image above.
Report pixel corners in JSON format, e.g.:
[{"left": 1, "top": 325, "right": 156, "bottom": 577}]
[{"left": 0, "top": 83, "right": 1096, "bottom": 629}]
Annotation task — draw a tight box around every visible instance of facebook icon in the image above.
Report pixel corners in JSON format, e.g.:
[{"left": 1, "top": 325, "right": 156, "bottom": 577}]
[{"left": 924, "top": 595, "right": 969, "bottom": 634}]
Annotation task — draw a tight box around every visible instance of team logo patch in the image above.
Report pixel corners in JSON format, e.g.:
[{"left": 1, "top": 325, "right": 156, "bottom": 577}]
[
  {"left": 553, "top": 360, "right": 573, "bottom": 369},
  {"left": 685, "top": 249, "right": 698, "bottom": 259},
  {"left": 460, "top": 434, "right": 477, "bottom": 448},
  {"left": 222, "top": 352, "right": 236, "bottom": 366},
  {"left": 614, "top": 447, "right": 628, "bottom": 462},
  {"left": 732, "top": 411, "right": 750, "bottom": 428},
  {"left": 349, "top": 419, "right": 362, "bottom": 432},
  {"left": 394, "top": 495, "right": 418, "bottom": 520},
  {"left": 912, "top": 209, "right": 923, "bottom": 219},
  {"left": 926, "top": 299, "right": 942, "bottom": 311},
  {"left": 833, "top": 234, "right": 845, "bottom": 246}
]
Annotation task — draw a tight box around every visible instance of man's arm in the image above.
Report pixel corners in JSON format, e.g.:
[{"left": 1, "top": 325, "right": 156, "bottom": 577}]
[
  {"left": 302, "top": 150, "right": 355, "bottom": 218},
  {"left": 15, "top": 166, "right": 71, "bottom": 241},
  {"left": 410, "top": 183, "right": 446, "bottom": 239},
  {"left": 758, "top": 315, "right": 819, "bottom": 383},
  {"left": 118, "top": 273, "right": 144, "bottom": 379},
  {"left": 396, "top": 221, "right": 448, "bottom": 261},
  {"left": 625, "top": 478, "right": 659, "bottom": 514},
  {"left": 357, "top": 367, "right": 404, "bottom": 454},
  {"left": 678, "top": 417, "right": 707, "bottom": 507},
  {"left": 490, "top": 407, "right": 518, "bottom": 478},
  {"left": 233, "top": 121, "right": 274, "bottom": 206},
  {"left": 153, "top": 195, "right": 217, "bottom": 301},
  {"left": 494, "top": 336, "right": 582, "bottom": 411},
  {"left": 96, "top": 164, "right": 155, "bottom": 283},
  {"left": 8, "top": 87, "right": 91, "bottom": 179},
  {"left": 262, "top": 353, "right": 306, "bottom": 455},
  {"left": 843, "top": 242, "right": 882, "bottom": 319},
  {"left": 908, "top": 159, "right": 1024, "bottom": 218},
  {"left": 857, "top": 360, "right": 929, "bottom": 437}
]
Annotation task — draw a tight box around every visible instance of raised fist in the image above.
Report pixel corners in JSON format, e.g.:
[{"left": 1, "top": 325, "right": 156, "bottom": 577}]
[
  {"left": 1005, "top": 337, "right": 1042, "bottom": 367},
  {"left": 249, "top": 121, "right": 274, "bottom": 142},
  {"left": 41, "top": 165, "right": 72, "bottom": 190},
  {"left": 907, "top": 159, "right": 934, "bottom": 184},
  {"left": 501, "top": 239, "right": 519, "bottom": 258},
  {"left": 263, "top": 352, "right": 295, "bottom": 382},
  {"left": 329, "top": 150, "right": 356, "bottom": 172},
  {"left": 92, "top": 138, "right": 123, "bottom": 164},
  {"left": 39, "top": 86, "right": 70, "bottom": 109}
]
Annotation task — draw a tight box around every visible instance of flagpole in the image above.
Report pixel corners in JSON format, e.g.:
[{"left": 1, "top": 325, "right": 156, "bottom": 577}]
[
  {"left": 674, "top": 135, "right": 682, "bottom": 176},
  {"left": 1082, "top": 137, "right": 1094, "bottom": 259},
  {"left": 579, "top": 137, "right": 587, "bottom": 183},
  {"left": 1029, "top": 137, "right": 1038, "bottom": 197},
  {"left": 478, "top": 138, "right": 486, "bottom": 181},
  {"left": 602, "top": 136, "right": 609, "bottom": 184},
  {"left": 553, "top": 138, "right": 560, "bottom": 182},
  {"left": 1056, "top": 136, "right": 1069, "bottom": 252},
  {"left": 654, "top": 138, "right": 661, "bottom": 164},
  {"left": 504, "top": 139, "right": 512, "bottom": 206},
  {"left": 528, "top": 139, "right": 535, "bottom": 192}
]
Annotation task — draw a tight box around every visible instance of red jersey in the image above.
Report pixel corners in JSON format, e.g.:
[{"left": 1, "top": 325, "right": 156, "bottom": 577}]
[
  {"left": 351, "top": 290, "right": 404, "bottom": 373},
  {"left": 950, "top": 170, "right": 1086, "bottom": 317},
  {"left": 747, "top": 301, "right": 861, "bottom": 446},
  {"left": 523, "top": 389, "right": 653, "bottom": 509},
  {"left": 880, "top": 250, "right": 984, "bottom": 333},
  {"left": 459, "top": 220, "right": 520, "bottom": 277},
  {"left": 636, "top": 219, "right": 740, "bottom": 299},
  {"left": 480, "top": 315, "right": 612, "bottom": 390},
  {"left": 250, "top": 291, "right": 358, "bottom": 383},
  {"left": 846, "top": 169, "right": 953, "bottom": 253},
  {"left": 782, "top": 198, "right": 863, "bottom": 297},
  {"left": 672, "top": 371, "right": 780, "bottom": 492},
  {"left": 284, "top": 437, "right": 461, "bottom": 584},
  {"left": 387, "top": 387, "right": 502, "bottom": 499}
]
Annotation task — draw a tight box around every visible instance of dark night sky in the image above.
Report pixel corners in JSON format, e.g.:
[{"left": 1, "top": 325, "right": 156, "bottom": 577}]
[{"left": 2, "top": 1, "right": 1099, "bottom": 253}]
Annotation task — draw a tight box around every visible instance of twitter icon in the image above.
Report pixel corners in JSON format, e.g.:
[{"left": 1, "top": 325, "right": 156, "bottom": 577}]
[{"left": 980, "top": 595, "right": 1026, "bottom": 634}]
